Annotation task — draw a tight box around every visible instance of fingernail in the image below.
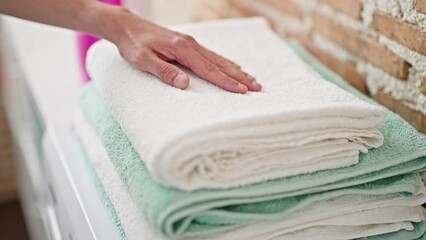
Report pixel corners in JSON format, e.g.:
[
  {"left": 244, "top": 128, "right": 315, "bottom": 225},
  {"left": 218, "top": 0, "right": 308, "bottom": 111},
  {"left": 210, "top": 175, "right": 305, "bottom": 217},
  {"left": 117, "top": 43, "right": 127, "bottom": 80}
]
[
  {"left": 252, "top": 81, "right": 262, "bottom": 89},
  {"left": 173, "top": 73, "right": 188, "bottom": 89},
  {"left": 238, "top": 83, "right": 248, "bottom": 93}
]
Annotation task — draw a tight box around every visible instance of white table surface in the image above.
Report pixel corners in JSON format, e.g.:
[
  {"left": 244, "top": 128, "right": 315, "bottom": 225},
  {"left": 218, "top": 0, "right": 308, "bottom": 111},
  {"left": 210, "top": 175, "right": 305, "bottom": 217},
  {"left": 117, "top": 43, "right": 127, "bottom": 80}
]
[
  {"left": 1, "top": 15, "right": 120, "bottom": 240},
  {"left": 2, "top": 16, "right": 80, "bottom": 124}
]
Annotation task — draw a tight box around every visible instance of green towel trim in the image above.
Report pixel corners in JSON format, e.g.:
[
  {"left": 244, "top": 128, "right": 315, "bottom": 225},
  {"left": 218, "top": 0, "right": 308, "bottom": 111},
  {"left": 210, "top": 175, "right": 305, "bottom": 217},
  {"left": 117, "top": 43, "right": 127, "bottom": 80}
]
[{"left": 80, "top": 41, "right": 426, "bottom": 238}]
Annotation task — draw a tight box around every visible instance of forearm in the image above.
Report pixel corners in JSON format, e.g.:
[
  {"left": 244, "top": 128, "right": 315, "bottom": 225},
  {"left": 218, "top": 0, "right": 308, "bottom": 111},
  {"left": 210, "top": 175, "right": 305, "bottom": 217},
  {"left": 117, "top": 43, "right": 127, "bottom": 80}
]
[
  {"left": 0, "top": 0, "right": 260, "bottom": 93},
  {"left": 0, "top": 0, "right": 128, "bottom": 42}
]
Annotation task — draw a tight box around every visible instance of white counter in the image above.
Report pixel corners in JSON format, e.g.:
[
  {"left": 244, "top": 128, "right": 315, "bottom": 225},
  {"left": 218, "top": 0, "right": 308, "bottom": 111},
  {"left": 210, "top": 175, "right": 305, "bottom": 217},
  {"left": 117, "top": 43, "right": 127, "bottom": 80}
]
[
  {"left": 1, "top": 16, "right": 119, "bottom": 240},
  {"left": 1, "top": 16, "right": 80, "bottom": 124}
]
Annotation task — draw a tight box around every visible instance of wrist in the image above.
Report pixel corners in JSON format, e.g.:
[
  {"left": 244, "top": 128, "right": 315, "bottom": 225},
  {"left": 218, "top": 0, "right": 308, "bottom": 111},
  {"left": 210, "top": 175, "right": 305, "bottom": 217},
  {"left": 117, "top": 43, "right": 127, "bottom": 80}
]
[{"left": 82, "top": 2, "right": 134, "bottom": 44}]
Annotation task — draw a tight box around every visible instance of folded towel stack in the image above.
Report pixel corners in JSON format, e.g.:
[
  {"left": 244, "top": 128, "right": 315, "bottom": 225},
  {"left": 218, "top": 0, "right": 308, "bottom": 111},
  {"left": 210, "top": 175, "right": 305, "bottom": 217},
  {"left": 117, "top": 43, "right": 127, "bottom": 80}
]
[
  {"left": 76, "top": 18, "right": 426, "bottom": 239},
  {"left": 86, "top": 19, "right": 385, "bottom": 192}
]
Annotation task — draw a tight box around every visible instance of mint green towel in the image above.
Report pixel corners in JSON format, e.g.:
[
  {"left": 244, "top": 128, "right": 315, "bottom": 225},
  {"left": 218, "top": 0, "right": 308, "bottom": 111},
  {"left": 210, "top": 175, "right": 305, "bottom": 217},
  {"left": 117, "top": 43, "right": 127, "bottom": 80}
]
[
  {"left": 79, "top": 130, "right": 424, "bottom": 240},
  {"left": 79, "top": 41, "right": 426, "bottom": 238}
]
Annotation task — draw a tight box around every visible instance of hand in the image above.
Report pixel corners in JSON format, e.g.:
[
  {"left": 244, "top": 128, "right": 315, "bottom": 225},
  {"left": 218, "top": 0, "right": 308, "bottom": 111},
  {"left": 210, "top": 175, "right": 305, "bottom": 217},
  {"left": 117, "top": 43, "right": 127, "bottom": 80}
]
[
  {"left": 101, "top": 8, "right": 262, "bottom": 94},
  {"left": 0, "top": 1, "right": 261, "bottom": 93}
]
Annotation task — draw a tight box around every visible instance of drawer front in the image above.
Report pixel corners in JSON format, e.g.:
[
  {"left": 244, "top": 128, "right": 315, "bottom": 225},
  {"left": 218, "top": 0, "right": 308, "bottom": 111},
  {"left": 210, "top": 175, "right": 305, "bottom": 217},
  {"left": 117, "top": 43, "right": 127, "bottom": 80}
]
[
  {"left": 2, "top": 31, "right": 49, "bottom": 240},
  {"left": 14, "top": 132, "right": 50, "bottom": 240},
  {"left": 42, "top": 127, "right": 121, "bottom": 240},
  {"left": 43, "top": 130, "right": 94, "bottom": 240}
]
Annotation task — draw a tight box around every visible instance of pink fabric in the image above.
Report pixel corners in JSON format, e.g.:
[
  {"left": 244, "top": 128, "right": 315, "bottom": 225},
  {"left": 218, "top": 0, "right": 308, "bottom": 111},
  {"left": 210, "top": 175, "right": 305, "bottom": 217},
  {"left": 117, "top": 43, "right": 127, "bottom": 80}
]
[{"left": 78, "top": 0, "right": 122, "bottom": 83}]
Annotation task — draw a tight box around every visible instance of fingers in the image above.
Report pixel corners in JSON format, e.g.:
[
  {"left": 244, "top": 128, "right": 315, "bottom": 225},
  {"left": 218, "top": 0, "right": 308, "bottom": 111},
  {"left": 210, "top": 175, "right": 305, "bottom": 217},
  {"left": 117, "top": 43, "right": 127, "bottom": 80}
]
[
  {"left": 203, "top": 48, "right": 242, "bottom": 69},
  {"left": 165, "top": 35, "right": 261, "bottom": 93},
  {"left": 172, "top": 44, "right": 249, "bottom": 94},
  {"left": 195, "top": 45, "right": 262, "bottom": 92},
  {"left": 135, "top": 51, "right": 189, "bottom": 89},
  {"left": 127, "top": 33, "right": 262, "bottom": 94}
]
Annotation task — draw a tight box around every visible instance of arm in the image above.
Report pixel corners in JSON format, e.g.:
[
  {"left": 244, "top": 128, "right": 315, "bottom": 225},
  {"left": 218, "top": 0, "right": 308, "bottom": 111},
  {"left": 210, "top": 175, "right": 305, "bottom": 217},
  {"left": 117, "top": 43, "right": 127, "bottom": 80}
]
[{"left": 0, "top": 0, "right": 261, "bottom": 93}]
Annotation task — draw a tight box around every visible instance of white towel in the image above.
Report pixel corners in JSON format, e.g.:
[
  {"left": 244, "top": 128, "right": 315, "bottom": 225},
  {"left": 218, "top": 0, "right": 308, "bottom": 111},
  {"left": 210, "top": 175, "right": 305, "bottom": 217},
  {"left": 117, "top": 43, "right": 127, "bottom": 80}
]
[
  {"left": 218, "top": 207, "right": 425, "bottom": 240},
  {"left": 75, "top": 109, "right": 425, "bottom": 240},
  {"left": 271, "top": 222, "right": 415, "bottom": 240},
  {"left": 86, "top": 17, "right": 385, "bottom": 191}
]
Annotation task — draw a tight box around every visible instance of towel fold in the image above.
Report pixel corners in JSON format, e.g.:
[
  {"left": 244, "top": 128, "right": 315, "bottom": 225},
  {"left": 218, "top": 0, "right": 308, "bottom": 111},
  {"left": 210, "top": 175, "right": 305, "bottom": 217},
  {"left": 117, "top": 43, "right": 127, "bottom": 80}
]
[
  {"left": 79, "top": 83, "right": 426, "bottom": 238},
  {"left": 368, "top": 222, "right": 426, "bottom": 240},
  {"left": 79, "top": 32, "right": 426, "bottom": 238},
  {"left": 86, "top": 18, "right": 385, "bottom": 191},
  {"left": 76, "top": 107, "right": 426, "bottom": 240},
  {"left": 275, "top": 222, "right": 415, "bottom": 240},
  {"left": 213, "top": 199, "right": 426, "bottom": 240}
]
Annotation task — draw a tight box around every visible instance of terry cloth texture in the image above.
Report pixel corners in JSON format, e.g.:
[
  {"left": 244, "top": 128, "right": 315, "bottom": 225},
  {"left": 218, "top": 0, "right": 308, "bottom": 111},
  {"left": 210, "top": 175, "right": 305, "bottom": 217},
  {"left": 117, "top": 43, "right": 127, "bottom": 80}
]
[
  {"left": 86, "top": 18, "right": 386, "bottom": 191},
  {"left": 76, "top": 108, "right": 426, "bottom": 240},
  {"left": 80, "top": 83, "right": 426, "bottom": 238},
  {"left": 79, "top": 37, "right": 426, "bottom": 239}
]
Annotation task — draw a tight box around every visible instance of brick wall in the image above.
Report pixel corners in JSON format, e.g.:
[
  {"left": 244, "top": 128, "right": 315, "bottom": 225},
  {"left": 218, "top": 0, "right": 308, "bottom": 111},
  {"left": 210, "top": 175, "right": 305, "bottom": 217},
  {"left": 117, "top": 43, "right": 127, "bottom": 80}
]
[{"left": 197, "top": 0, "right": 426, "bottom": 133}]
